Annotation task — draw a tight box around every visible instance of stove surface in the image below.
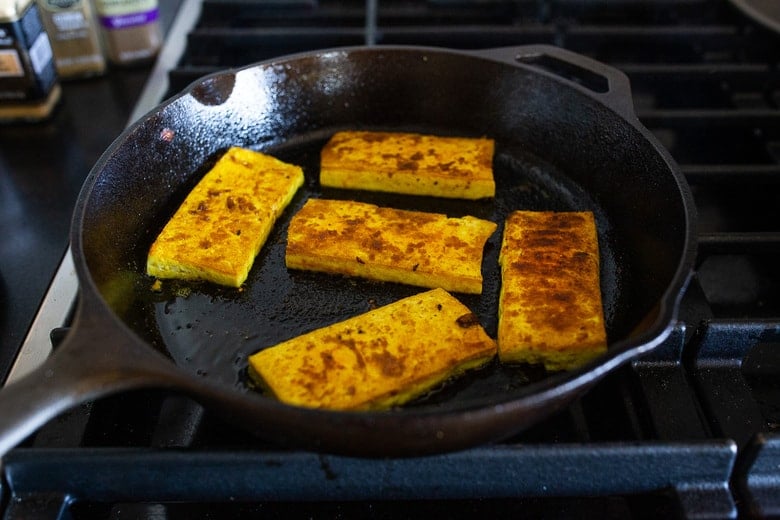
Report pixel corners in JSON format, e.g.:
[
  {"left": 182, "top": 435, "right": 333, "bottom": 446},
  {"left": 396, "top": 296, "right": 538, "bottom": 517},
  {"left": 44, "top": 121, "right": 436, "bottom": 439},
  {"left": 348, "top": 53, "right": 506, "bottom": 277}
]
[{"left": 2, "top": 1, "right": 780, "bottom": 518}]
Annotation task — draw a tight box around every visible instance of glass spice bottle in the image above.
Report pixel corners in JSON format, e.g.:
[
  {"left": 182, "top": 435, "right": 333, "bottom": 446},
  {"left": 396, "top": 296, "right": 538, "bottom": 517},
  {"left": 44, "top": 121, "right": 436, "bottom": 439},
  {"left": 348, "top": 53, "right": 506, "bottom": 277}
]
[
  {"left": 92, "top": 0, "right": 161, "bottom": 65},
  {"left": 37, "top": 0, "right": 105, "bottom": 78}
]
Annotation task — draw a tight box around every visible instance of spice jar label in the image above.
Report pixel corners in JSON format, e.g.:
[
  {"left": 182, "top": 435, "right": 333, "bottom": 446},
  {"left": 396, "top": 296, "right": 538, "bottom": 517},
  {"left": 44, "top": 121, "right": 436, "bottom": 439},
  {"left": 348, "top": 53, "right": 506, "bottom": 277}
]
[
  {"left": 99, "top": 9, "right": 158, "bottom": 30},
  {"left": 95, "top": 0, "right": 158, "bottom": 29},
  {"left": 0, "top": 49, "right": 24, "bottom": 77},
  {"left": 28, "top": 31, "right": 53, "bottom": 74}
]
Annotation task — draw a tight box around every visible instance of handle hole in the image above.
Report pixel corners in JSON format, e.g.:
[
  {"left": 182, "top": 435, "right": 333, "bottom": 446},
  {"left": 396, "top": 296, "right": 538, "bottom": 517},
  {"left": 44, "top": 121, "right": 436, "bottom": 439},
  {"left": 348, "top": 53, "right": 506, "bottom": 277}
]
[
  {"left": 516, "top": 53, "right": 609, "bottom": 94},
  {"left": 191, "top": 73, "right": 237, "bottom": 106}
]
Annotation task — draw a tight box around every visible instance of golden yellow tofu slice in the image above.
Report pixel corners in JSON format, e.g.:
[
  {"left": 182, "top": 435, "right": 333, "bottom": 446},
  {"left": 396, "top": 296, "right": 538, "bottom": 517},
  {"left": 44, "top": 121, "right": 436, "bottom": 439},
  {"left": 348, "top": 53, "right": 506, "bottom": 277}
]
[
  {"left": 248, "top": 288, "right": 497, "bottom": 410},
  {"left": 497, "top": 211, "right": 607, "bottom": 371},
  {"left": 320, "top": 130, "right": 495, "bottom": 200},
  {"left": 285, "top": 198, "right": 497, "bottom": 294},
  {"left": 147, "top": 147, "right": 304, "bottom": 287}
]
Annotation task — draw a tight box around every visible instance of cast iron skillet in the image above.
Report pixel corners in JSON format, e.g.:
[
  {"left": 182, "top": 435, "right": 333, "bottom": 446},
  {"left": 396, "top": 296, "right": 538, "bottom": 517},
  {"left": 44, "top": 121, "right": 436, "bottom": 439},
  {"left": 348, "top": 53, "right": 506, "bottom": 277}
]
[{"left": 0, "top": 45, "right": 696, "bottom": 458}]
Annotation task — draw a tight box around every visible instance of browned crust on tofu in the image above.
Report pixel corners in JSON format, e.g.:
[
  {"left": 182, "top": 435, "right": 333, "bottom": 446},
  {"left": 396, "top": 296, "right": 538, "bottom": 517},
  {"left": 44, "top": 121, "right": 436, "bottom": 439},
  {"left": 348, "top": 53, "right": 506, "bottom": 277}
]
[
  {"left": 285, "top": 198, "right": 497, "bottom": 294},
  {"left": 146, "top": 147, "right": 304, "bottom": 287},
  {"left": 320, "top": 131, "right": 495, "bottom": 200},
  {"left": 248, "top": 288, "right": 497, "bottom": 410},
  {"left": 497, "top": 211, "right": 607, "bottom": 371}
]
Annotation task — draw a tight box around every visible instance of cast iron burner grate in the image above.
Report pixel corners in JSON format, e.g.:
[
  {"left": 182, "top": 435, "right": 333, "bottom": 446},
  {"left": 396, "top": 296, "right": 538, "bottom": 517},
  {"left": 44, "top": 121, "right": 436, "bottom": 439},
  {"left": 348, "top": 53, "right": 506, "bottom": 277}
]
[
  {"left": 2, "top": 1, "right": 780, "bottom": 518},
  {"left": 1, "top": 327, "right": 740, "bottom": 519}
]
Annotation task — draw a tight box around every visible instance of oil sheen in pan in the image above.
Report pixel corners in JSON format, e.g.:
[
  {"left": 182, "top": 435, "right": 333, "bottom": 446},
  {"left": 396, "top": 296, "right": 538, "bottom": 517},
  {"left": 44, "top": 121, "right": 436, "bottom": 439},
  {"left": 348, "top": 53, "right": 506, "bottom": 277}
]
[{"left": 129, "top": 130, "right": 621, "bottom": 408}]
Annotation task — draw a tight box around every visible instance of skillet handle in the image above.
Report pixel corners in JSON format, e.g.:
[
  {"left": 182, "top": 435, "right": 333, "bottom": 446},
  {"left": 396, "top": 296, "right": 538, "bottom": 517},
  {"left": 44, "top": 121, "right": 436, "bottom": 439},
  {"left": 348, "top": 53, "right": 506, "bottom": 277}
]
[
  {"left": 0, "top": 299, "right": 186, "bottom": 458},
  {"left": 477, "top": 44, "right": 637, "bottom": 121}
]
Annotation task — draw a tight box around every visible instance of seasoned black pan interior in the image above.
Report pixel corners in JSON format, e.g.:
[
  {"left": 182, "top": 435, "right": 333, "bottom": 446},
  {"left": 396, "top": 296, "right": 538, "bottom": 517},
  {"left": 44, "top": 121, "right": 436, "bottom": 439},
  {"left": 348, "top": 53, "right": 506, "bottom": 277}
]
[
  {"left": 123, "top": 132, "right": 620, "bottom": 406},
  {"left": 78, "top": 46, "right": 692, "bottom": 416}
]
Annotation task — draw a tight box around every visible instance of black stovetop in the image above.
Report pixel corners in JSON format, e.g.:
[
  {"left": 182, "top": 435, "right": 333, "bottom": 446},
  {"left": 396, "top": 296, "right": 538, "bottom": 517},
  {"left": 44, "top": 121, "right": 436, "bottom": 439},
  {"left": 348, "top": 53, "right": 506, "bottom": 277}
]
[{"left": 2, "top": 1, "right": 780, "bottom": 518}]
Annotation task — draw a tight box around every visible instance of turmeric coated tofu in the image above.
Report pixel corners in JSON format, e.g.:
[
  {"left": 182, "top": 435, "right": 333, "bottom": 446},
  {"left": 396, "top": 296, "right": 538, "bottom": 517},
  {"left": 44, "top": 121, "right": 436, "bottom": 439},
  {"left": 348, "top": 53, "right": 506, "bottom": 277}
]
[
  {"left": 320, "top": 130, "right": 495, "bottom": 199},
  {"left": 248, "top": 288, "right": 497, "bottom": 410},
  {"left": 146, "top": 147, "right": 304, "bottom": 287},
  {"left": 285, "top": 198, "right": 497, "bottom": 294},
  {"left": 497, "top": 211, "right": 607, "bottom": 371}
]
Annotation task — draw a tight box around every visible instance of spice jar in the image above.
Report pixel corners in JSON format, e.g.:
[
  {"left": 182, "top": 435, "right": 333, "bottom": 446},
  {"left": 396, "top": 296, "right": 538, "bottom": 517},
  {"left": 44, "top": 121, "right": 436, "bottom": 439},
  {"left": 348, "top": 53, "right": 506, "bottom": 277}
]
[
  {"left": 37, "top": 0, "right": 105, "bottom": 78},
  {"left": 92, "top": 0, "right": 161, "bottom": 65},
  {"left": 0, "top": 0, "right": 60, "bottom": 121}
]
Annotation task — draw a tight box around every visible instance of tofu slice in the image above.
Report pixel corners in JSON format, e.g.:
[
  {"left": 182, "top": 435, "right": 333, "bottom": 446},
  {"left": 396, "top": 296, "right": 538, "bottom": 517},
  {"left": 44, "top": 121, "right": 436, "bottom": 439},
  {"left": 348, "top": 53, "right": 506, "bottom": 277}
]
[
  {"left": 147, "top": 147, "right": 304, "bottom": 287},
  {"left": 248, "top": 288, "right": 497, "bottom": 410},
  {"left": 497, "top": 211, "right": 607, "bottom": 371},
  {"left": 285, "top": 198, "right": 497, "bottom": 294},
  {"left": 320, "top": 130, "right": 495, "bottom": 199}
]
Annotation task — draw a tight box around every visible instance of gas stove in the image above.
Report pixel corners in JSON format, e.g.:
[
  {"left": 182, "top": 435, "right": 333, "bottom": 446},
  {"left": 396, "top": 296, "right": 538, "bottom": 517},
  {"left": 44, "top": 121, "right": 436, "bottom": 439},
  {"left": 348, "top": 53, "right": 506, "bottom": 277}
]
[{"left": 2, "top": 1, "right": 780, "bottom": 518}]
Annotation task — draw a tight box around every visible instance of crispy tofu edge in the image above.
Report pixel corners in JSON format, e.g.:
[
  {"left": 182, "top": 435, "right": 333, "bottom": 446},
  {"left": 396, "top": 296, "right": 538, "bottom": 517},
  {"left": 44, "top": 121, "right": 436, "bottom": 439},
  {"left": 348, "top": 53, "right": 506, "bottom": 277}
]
[{"left": 247, "top": 353, "right": 494, "bottom": 411}]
